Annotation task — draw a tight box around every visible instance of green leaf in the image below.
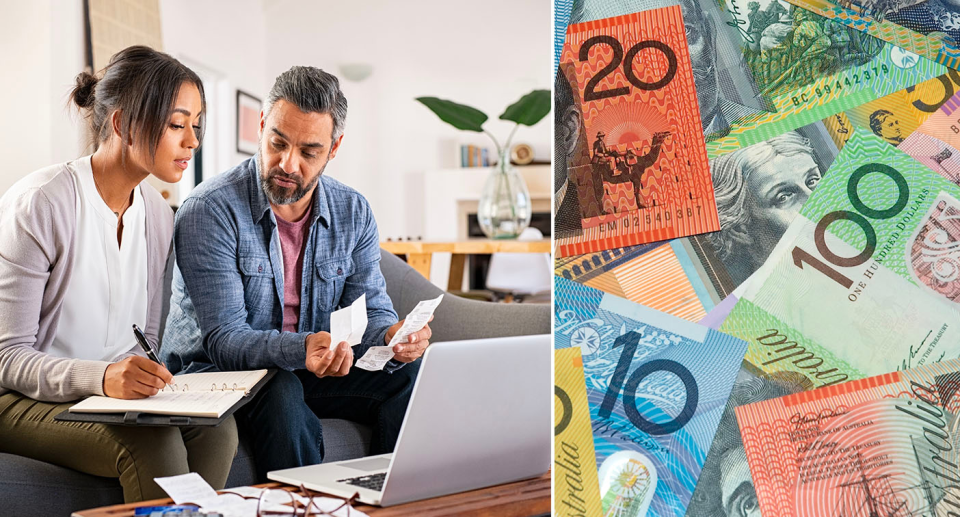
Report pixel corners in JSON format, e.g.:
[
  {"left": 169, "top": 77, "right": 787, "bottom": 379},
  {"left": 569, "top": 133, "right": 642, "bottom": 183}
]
[
  {"left": 499, "top": 89, "right": 550, "bottom": 126},
  {"left": 415, "top": 97, "right": 488, "bottom": 132}
]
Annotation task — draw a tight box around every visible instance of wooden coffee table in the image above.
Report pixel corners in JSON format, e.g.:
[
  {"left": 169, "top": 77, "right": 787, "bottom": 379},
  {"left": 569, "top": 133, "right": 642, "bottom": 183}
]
[{"left": 71, "top": 472, "right": 550, "bottom": 516}]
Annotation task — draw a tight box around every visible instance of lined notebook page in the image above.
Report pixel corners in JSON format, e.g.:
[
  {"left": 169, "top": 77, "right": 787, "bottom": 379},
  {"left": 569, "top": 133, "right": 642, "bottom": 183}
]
[
  {"left": 69, "top": 390, "right": 245, "bottom": 418},
  {"left": 161, "top": 370, "right": 269, "bottom": 395}
]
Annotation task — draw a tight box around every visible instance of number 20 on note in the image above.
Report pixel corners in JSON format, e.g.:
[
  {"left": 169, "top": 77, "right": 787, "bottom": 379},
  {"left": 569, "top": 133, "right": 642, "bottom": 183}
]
[{"left": 579, "top": 36, "right": 678, "bottom": 102}]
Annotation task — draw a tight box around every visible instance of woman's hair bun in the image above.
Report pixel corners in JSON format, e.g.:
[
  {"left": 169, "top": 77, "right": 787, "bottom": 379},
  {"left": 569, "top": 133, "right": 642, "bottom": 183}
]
[{"left": 71, "top": 71, "right": 98, "bottom": 109}]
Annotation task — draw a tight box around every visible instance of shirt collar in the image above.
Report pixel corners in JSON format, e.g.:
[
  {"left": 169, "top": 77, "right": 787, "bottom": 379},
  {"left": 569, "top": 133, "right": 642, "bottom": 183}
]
[{"left": 250, "top": 155, "right": 330, "bottom": 228}]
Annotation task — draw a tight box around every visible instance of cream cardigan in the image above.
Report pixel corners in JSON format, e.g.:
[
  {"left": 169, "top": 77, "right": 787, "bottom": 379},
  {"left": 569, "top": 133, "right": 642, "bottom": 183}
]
[{"left": 0, "top": 158, "right": 173, "bottom": 402}]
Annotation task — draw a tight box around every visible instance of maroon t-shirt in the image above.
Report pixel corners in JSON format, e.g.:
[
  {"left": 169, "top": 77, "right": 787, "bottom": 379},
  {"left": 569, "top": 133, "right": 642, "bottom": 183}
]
[{"left": 275, "top": 205, "right": 312, "bottom": 333}]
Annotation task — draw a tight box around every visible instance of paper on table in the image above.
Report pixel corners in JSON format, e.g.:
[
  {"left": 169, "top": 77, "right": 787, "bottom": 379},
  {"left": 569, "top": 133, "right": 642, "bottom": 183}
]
[
  {"left": 330, "top": 294, "right": 367, "bottom": 350},
  {"left": 355, "top": 294, "right": 443, "bottom": 371},
  {"left": 154, "top": 472, "right": 217, "bottom": 505}
]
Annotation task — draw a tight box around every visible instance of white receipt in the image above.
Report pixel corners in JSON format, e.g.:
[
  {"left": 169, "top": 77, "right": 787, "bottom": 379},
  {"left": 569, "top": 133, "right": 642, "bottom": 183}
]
[
  {"left": 154, "top": 472, "right": 217, "bottom": 505},
  {"left": 356, "top": 294, "right": 443, "bottom": 371},
  {"left": 330, "top": 293, "right": 367, "bottom": 350}
]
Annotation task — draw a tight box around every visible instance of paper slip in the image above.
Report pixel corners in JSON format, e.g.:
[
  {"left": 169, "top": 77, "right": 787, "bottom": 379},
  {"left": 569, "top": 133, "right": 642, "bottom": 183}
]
[
  {"left": 356, "top": 294, "right": 443, "bottom": 371},
  {"left": 330, "top": 293, "right": 367, "bottom": 349},
  {"left": 154, "top": 472, "right": 217, "bottom": 505}
]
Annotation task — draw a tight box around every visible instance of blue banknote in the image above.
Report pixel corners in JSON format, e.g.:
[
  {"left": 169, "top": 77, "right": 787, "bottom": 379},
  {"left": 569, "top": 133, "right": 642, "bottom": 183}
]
[
  {"left": 554, "top": 0, "right": 573, "bottom": 73},
  {"left": 555, "top": 277, "right": 747, "bottom": 517}
]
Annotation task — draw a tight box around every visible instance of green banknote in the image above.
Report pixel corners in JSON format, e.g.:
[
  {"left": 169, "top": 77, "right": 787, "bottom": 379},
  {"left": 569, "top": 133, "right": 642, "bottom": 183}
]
[
  {"left": 681, "top": 128, "right": 960, "bottom": 517},
  {"left": 783, "top": 0, "right": 960, "bottom": 69},
  {"left": 721, "top": 127, "right": 960, "bottom": 389},
  {"left": 565, "top": 0, "right": 948, "bottom": 156}
]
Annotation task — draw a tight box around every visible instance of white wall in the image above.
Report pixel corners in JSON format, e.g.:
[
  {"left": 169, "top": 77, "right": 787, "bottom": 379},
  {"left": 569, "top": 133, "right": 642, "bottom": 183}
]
[
  {"left": 261, "top": 0, "right": 552, "bottom": 240},
  {"left": 158, "top": 0, "right": 268, "bottom": 190},
  {"left": 0, "top": 0, "right": 86, "bottom": 194}
]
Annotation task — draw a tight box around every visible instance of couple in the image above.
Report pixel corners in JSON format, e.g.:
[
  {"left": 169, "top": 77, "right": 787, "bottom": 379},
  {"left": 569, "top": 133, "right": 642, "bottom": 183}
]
[{"left": 0, "top": 46, "right": 432, "bottom": 502}]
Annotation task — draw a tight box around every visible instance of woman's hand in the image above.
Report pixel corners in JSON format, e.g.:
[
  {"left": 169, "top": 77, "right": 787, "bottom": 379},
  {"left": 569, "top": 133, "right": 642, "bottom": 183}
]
[{"left": 102, "top": 356, "right": 174, "bottom": 399}]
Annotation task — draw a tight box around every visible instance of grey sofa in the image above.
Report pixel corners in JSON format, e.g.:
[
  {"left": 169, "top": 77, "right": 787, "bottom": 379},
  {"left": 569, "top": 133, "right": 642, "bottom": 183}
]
[{"left": 0, "top": 249, "right": 550, "bottom": 516}]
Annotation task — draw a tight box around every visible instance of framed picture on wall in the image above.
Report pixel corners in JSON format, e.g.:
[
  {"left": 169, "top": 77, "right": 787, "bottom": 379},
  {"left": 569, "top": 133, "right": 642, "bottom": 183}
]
[{"left": 236, "top": 90, "right": 261, "bottom": 156}]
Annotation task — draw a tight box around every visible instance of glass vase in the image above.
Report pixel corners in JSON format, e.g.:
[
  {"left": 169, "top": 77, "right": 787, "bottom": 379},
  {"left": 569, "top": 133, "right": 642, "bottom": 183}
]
[{"left": 477, "top": 150, "right": 532, "bottom": 239}]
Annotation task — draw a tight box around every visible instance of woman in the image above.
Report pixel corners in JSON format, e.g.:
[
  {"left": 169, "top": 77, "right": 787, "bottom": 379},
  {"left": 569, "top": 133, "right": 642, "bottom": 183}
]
[{"left": 0, "top": 46, "right": 237, "bottom": 502}]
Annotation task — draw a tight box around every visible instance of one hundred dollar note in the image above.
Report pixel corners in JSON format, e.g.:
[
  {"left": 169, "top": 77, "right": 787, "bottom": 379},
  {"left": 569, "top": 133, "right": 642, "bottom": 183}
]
[
  {"left": 721, "top": 127, "right": 960, "bottom": 390},
  {"left": 684, "top": 128, "right": 960, "bottom": 517},
  {"left": 555, "top": 6, "right": 721, "bottom": 258},
  {"left": 736, "top": 358, "right": 960, "bottom": 517},
  {"left": 555, "top": 347, "right": 603, "bottom": 517},
  {"left": 555, "top": 276, "right": 747, "bottom": 516}
]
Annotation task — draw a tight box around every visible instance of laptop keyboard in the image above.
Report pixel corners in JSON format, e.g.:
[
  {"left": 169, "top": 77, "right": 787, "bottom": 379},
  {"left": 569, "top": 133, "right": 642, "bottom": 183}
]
[{"left": 338, "top": 472, "right": 386, "bottom": 491}]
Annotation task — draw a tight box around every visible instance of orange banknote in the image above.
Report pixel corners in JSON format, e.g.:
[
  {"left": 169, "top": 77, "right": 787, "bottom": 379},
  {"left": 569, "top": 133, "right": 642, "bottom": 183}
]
[{"left": 555, "top": 6, "right": 719, "bottom": 258}]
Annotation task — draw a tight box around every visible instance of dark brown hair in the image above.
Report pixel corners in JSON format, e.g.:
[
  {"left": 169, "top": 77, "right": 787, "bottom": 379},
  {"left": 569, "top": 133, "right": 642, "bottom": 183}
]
[{"left": 70, "top": 45, "right": 205, "bottom": 161}]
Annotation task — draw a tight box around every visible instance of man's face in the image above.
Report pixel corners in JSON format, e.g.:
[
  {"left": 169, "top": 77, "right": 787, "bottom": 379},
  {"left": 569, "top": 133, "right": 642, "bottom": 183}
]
[
  {"left": 719, "top": 446, "right": 761, "bottom": 517},
  {"left": 742, "top": 152, "right": 821, "bottom": 268},
  {"left": 258, "top": 99, "right": 342, "bottom": 205},
  {"left": 679, "top": 0, "right": 720, "bottom": 126},
  {"left": 879, "top": 116, "right": 903, "bottom": 144}
]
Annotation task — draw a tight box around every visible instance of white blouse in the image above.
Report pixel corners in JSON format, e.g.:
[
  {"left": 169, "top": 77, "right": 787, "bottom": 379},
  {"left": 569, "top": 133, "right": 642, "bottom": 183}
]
[{"left": 50, "top": 156, "right": 148, "bottom": 361}]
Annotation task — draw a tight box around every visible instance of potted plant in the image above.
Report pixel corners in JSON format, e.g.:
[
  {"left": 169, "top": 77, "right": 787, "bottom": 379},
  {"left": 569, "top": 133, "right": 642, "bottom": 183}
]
[{"left": 416, "top": 90, "right": 550, "bottom": 239}]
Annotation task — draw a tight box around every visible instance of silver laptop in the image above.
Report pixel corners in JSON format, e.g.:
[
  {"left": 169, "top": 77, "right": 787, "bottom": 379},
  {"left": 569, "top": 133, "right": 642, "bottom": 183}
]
[{"left": 267, "top": 334, "right": 551, "bottom": 506}]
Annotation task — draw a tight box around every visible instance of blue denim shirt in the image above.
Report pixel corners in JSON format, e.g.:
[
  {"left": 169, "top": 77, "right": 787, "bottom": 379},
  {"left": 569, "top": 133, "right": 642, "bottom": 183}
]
[{"left": 161, "top": 156, "right": 399, "bottom": 374}]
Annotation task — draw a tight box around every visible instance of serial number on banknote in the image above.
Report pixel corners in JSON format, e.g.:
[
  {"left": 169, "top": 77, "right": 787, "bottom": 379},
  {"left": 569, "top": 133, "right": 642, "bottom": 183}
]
[
  {"left": 598, "top": 204, "right": 705, "bottom": 233},
  {"left": 792, "top": 65, "right": 892, "bottom": 107}
]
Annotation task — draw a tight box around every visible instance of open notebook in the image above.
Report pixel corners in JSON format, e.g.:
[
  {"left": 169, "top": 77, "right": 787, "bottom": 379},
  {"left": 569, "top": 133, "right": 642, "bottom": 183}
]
[{"left": 68, "top": 370, "right": 270, "bottom": 419}]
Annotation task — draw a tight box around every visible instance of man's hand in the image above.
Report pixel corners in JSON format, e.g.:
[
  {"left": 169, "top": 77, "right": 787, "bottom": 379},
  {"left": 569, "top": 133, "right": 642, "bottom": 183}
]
[
  {"left": 102, "top": 356, "right": 174, "bottom": 399},
  {"left": 386, "top": 316, "right": 434, "bottom": 363},
  {"left": 305, "top": 332, "right": 353, "bottom": 378}
]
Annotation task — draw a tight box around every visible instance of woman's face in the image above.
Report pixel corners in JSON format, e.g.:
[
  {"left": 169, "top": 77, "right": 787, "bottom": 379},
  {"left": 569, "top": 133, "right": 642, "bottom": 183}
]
[
  {"left": 129, "top": 81, "right": 203, "bottom": 183},
  {"left": 743, "top": 152, "right": 821, "bottom": 267}
]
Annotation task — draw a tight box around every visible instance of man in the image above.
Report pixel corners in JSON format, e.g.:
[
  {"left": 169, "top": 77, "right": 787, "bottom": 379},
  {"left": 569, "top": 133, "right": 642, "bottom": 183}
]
[
  {"left": 162, "top": 66, "right": 432, "bottom": 481},
  {"left": 869, "top": 109, "right": 905, "bottom": 145},
  {"left": 706, "top": 131, "right": 824, "bottom": 288}
]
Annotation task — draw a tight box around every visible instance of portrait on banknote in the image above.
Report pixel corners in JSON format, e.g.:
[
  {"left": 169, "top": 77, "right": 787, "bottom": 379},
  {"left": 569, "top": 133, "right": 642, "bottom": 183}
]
[
  {"left": 686, "top": 367, "right": 811, "bottom": 517},
  {"left": 702, "top": 123, "right": 839, "bottom": 288}
]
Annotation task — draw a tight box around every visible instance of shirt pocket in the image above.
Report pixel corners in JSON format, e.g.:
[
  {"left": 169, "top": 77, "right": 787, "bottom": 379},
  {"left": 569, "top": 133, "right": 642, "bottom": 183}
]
[
  {"left": 314, "top": 258, "right": 354, "bottom": 312},
  {"left": 238, "top": 255, "right": 276, "bottom": 311}
]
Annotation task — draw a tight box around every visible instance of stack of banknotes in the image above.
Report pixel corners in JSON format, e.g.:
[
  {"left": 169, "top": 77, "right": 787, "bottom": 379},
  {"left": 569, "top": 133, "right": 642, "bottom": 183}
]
[{"left": 553, "top": 0, "right": 960, "bottom": 515}]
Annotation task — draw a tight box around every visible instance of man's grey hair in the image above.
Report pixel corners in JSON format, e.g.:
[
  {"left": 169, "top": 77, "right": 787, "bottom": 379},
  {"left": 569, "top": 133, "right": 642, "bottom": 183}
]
[
  {"left": 264, "top": 66, "right": 348, "bottom": 142},
  {"left": 707, "top": 131, "right": 816, "bottom": 260}
]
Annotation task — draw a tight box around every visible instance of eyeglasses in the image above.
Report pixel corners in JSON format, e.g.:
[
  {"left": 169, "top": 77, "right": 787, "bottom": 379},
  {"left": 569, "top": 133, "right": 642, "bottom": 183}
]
[{"left": 255, "top": 484, "right": 359, "bottom": 517}]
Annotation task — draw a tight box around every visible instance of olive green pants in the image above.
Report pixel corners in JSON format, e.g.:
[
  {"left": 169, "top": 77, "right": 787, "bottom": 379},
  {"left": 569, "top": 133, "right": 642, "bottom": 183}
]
[{"left": 0, "top": 392, "right": 238, "bottom": 502}]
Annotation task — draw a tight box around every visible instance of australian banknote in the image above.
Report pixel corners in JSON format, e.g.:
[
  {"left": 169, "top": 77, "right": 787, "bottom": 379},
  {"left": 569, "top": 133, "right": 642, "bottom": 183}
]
[
  {"left": 555, "top": 347, "right": 603, "bottom": 517},
  {"left": 688, "top": 128, "right": 960, "bottom": 517},
  {"left": 555, "top": 277, "right": 747, "bottom": 516},
  {"left": 737, "top": 358, "right": 960, "bottom": 516},
  {"left": 784, "top": 0, "right": 960, "bottom": 68},
  {"left": 555, "top": 6, "right": 720, "bottom": 257},
  {"left": 554, "top": 242, "right": 712, "bottom": 322},
  {"left": 556, "top": 0, "right": 574, "bottom": 72}
]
